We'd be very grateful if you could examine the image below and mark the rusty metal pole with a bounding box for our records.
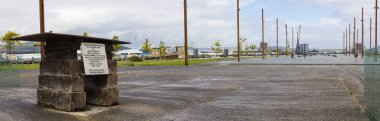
[285,24,288,56]
[362,7,365,59]
[277,18,279,58]
[39,0,45,59]
[184,0,189,66]
[237,0,241,62]
[262,8,265,60]
[349,24,351,56]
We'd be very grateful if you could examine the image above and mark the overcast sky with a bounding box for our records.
[0,0,377,49]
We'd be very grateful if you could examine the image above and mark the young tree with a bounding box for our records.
[112,35,121,53]
[142,39,152,53]
[83,32,89,37]
[249,44,256,57]
[1,31,21,55]
[158,41,167,60]
[211,40,223,58]
[243,43,249,56]
[278,49,283,55]
[287,45,292,55]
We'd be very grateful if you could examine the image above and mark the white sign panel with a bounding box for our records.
[81,42,109,75]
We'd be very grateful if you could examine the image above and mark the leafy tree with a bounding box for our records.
[142,39,152,53]
[211,40,223,58]
[83,32,89,37]
[1,31,22,54]
[249,44,256,57]
[158,41,167,60]
[32,43,40,47]
[112,35,121,53]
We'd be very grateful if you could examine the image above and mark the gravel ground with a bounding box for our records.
[0,62,369,121]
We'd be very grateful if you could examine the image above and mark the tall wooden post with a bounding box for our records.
[276,18,279,58]
[371,18,373,50]
[262,8,265,59]
[346,28,348,55]
[349,24,351,56]
[354,18,356,55]
[297,32,299,53]
[285,24,288,56]
[39,0,45,59]
[343,32,345,54]
[357,28,359,55]
[376,0,379,55]
[237,0,241,62]
[292,28,294,54]
[362,7,365,59]
[184,0,189,66]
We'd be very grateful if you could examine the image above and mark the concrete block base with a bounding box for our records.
[36,40,119,112]
[86,88,119,106]
[37,89,86,111]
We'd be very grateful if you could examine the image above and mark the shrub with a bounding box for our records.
[129,56,142,62]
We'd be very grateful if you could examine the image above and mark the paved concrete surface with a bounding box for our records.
[235,55,364,65]
[0,63,369,121]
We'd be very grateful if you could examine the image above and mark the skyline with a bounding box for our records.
[0,0,377,49]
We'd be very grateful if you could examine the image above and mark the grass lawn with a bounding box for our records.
[0,56,264,71]
[0,64,39,72]
[0,58,236,71]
